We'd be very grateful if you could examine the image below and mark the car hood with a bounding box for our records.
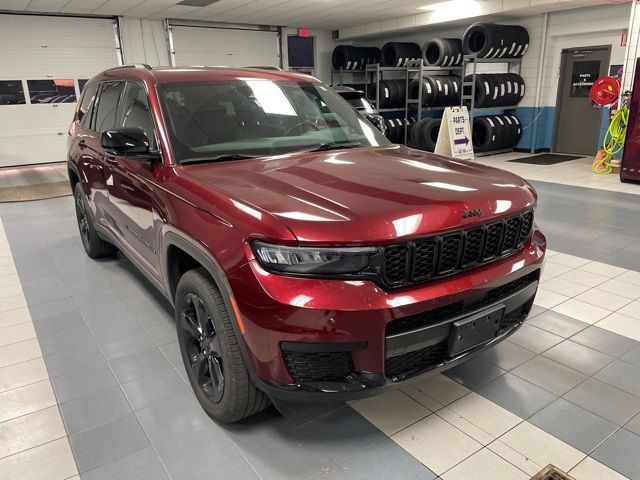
[183,145,537,243]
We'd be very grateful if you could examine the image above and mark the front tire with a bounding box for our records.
[73,183,117,258]
[175,268,270,423]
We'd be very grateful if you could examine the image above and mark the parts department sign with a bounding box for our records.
[435,106,474,160]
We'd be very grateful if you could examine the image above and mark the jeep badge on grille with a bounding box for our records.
[463,209,483,218]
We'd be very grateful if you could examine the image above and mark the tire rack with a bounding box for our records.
[403,59,464,145]
[330,67,365,87]
[364,63,407,113]
[462,54,522,157]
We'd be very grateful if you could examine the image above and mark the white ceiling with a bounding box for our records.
[0,0,631,30]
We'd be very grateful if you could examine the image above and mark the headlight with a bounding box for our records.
[252,241,377,275]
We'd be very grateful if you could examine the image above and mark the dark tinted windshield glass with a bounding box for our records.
[158,80,389,162]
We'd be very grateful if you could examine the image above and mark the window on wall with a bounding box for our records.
[78,79,89,93]
[0,80,25,105]
[287,35,315,68]
[27,79,76,104]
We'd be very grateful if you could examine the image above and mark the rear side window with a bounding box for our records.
[77,84,98,129]
[116,81,156,149]
[94,81,123,133]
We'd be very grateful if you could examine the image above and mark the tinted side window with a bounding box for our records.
[94,81,123,133]
[77,84,98,128]
[116,82,155,149]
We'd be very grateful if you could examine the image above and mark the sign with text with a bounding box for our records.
[435,106,474,160]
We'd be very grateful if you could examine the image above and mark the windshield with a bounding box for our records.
[158,80,390,163]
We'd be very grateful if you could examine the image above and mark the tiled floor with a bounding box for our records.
[1,157,640,479]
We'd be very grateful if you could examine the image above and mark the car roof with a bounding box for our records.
[88,65,317,86]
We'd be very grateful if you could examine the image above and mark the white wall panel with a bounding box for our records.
[171,25,279,67]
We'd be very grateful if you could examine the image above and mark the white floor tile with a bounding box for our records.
[540,262,574,281]
[547,253,591,269]
[616,270,640,287]
[552,299,612,324]
[0,308,31,329]
[575,289,633,312]
[442,448,528,480]
[0,323,36,348]
[569,456,628,480]
[497,422,585,473]
[617,300,640,321]
[0,357,49,393]
[0,283,22,299]
[578,262,628,279]
[0,437,78,480]
[596,312,640,342]
[0,339,42,369]
[598,279,640,300]
[350,389,430,435]
[0,295,27,315]
[487,439,542,477]
[445,392,522,440]
[0,380,57,423]
[407,373,470,407]
[392,413,482,475]
[0,406,66,459]
[541,278,590,297]
[558,270,609,288]
[534,289,569,309]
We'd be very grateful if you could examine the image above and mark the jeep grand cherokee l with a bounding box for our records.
[67,65,545,423]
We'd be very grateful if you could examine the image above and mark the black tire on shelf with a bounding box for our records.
[422,118,441,152]
[381,42,422,67]
[409,118,426,147]
[463,23,530,59]
[423,38,462,67]
[472,116,495,152]
[176,268,270,424]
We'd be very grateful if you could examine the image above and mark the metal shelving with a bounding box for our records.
[330,67,365,87]
[462,54,523,156]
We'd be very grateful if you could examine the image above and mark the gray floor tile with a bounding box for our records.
[70,414,150,472]
[478,340,536,371]
[564,378,640,426]
[144,322,176,347]
[287,406,387,464]
[99,329,156,361]
[511,355,587,396]
[571,326,639,357]
[528,305,547,318]
[529,398,618,454]
[507,324,563,354]
[60,385,132,434]
[121,367,191,411]
[21,275,72,305]
[37,323,97,356]
[338,438,437,480]
[626,412,640,436]
[476,372,557,419]
[224,406,299,450]
[153,422,243,480]
[44,343,105,378]
[592,428,640,479]
[27,297,78,321]
[81,447,170,480]
[595,360,640,397]
[444,357,505,389]
[109,348,171,384]
[51,359,118,403]
[542,340,615,376]
[132,305,174,329]
[136,393,211,443]
[527,310,589,338]
[621,346,640,367]
[32,310,86,336]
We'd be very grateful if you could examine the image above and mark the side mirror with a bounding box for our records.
[101,128,156,158]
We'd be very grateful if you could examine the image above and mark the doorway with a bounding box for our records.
[553,46,610,156]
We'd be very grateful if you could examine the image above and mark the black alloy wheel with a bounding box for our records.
[180,292,224,403]
[75,191,91,251]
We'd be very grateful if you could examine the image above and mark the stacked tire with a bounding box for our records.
[463,23,529,59]
[409,76,461,107]
[381,42,422,67]
[464,73,525,108]
[422,38,464,67]
[332,46,381,70]
[472,115,522,153]
[385,117,416,144]
[409,118,442,152]
[367,79,407,109]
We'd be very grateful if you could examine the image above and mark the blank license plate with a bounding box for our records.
[447,305,505,356]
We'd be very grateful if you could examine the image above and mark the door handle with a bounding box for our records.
[105,157,118,166]
[78,139,86,149]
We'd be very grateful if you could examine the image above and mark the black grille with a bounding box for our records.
[386,270,539,337]
[282,350,351,383]
[382,210,533,288]
[499,305,528,331]
[385,342,448,380]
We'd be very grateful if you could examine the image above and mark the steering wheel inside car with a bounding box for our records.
[284,121,321,136]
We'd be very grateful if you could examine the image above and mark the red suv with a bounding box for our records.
[68,65,545,423]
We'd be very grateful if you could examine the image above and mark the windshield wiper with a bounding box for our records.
[180,154,257,164]
[299,141,363,153]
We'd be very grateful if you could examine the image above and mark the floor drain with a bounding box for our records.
[530,464,575,480]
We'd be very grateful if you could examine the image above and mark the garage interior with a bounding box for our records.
[2,1,640,479]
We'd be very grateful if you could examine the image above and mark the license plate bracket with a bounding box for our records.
[447,305,505,357]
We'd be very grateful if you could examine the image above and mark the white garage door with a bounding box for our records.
[0,14,120,167]
[171,25,280,68]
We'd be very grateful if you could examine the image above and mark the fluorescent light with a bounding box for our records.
[419,0,478,12]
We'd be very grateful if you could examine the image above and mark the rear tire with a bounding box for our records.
[176,268,270,423]
[73,183,117,258]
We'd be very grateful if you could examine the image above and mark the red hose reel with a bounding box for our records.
[590,76,620,107]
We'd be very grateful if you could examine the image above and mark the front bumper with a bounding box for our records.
[227,228,545,402]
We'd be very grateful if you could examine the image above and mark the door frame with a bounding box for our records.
[551,44,611,153]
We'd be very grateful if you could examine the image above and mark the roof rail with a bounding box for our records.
[108,64,153,71]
